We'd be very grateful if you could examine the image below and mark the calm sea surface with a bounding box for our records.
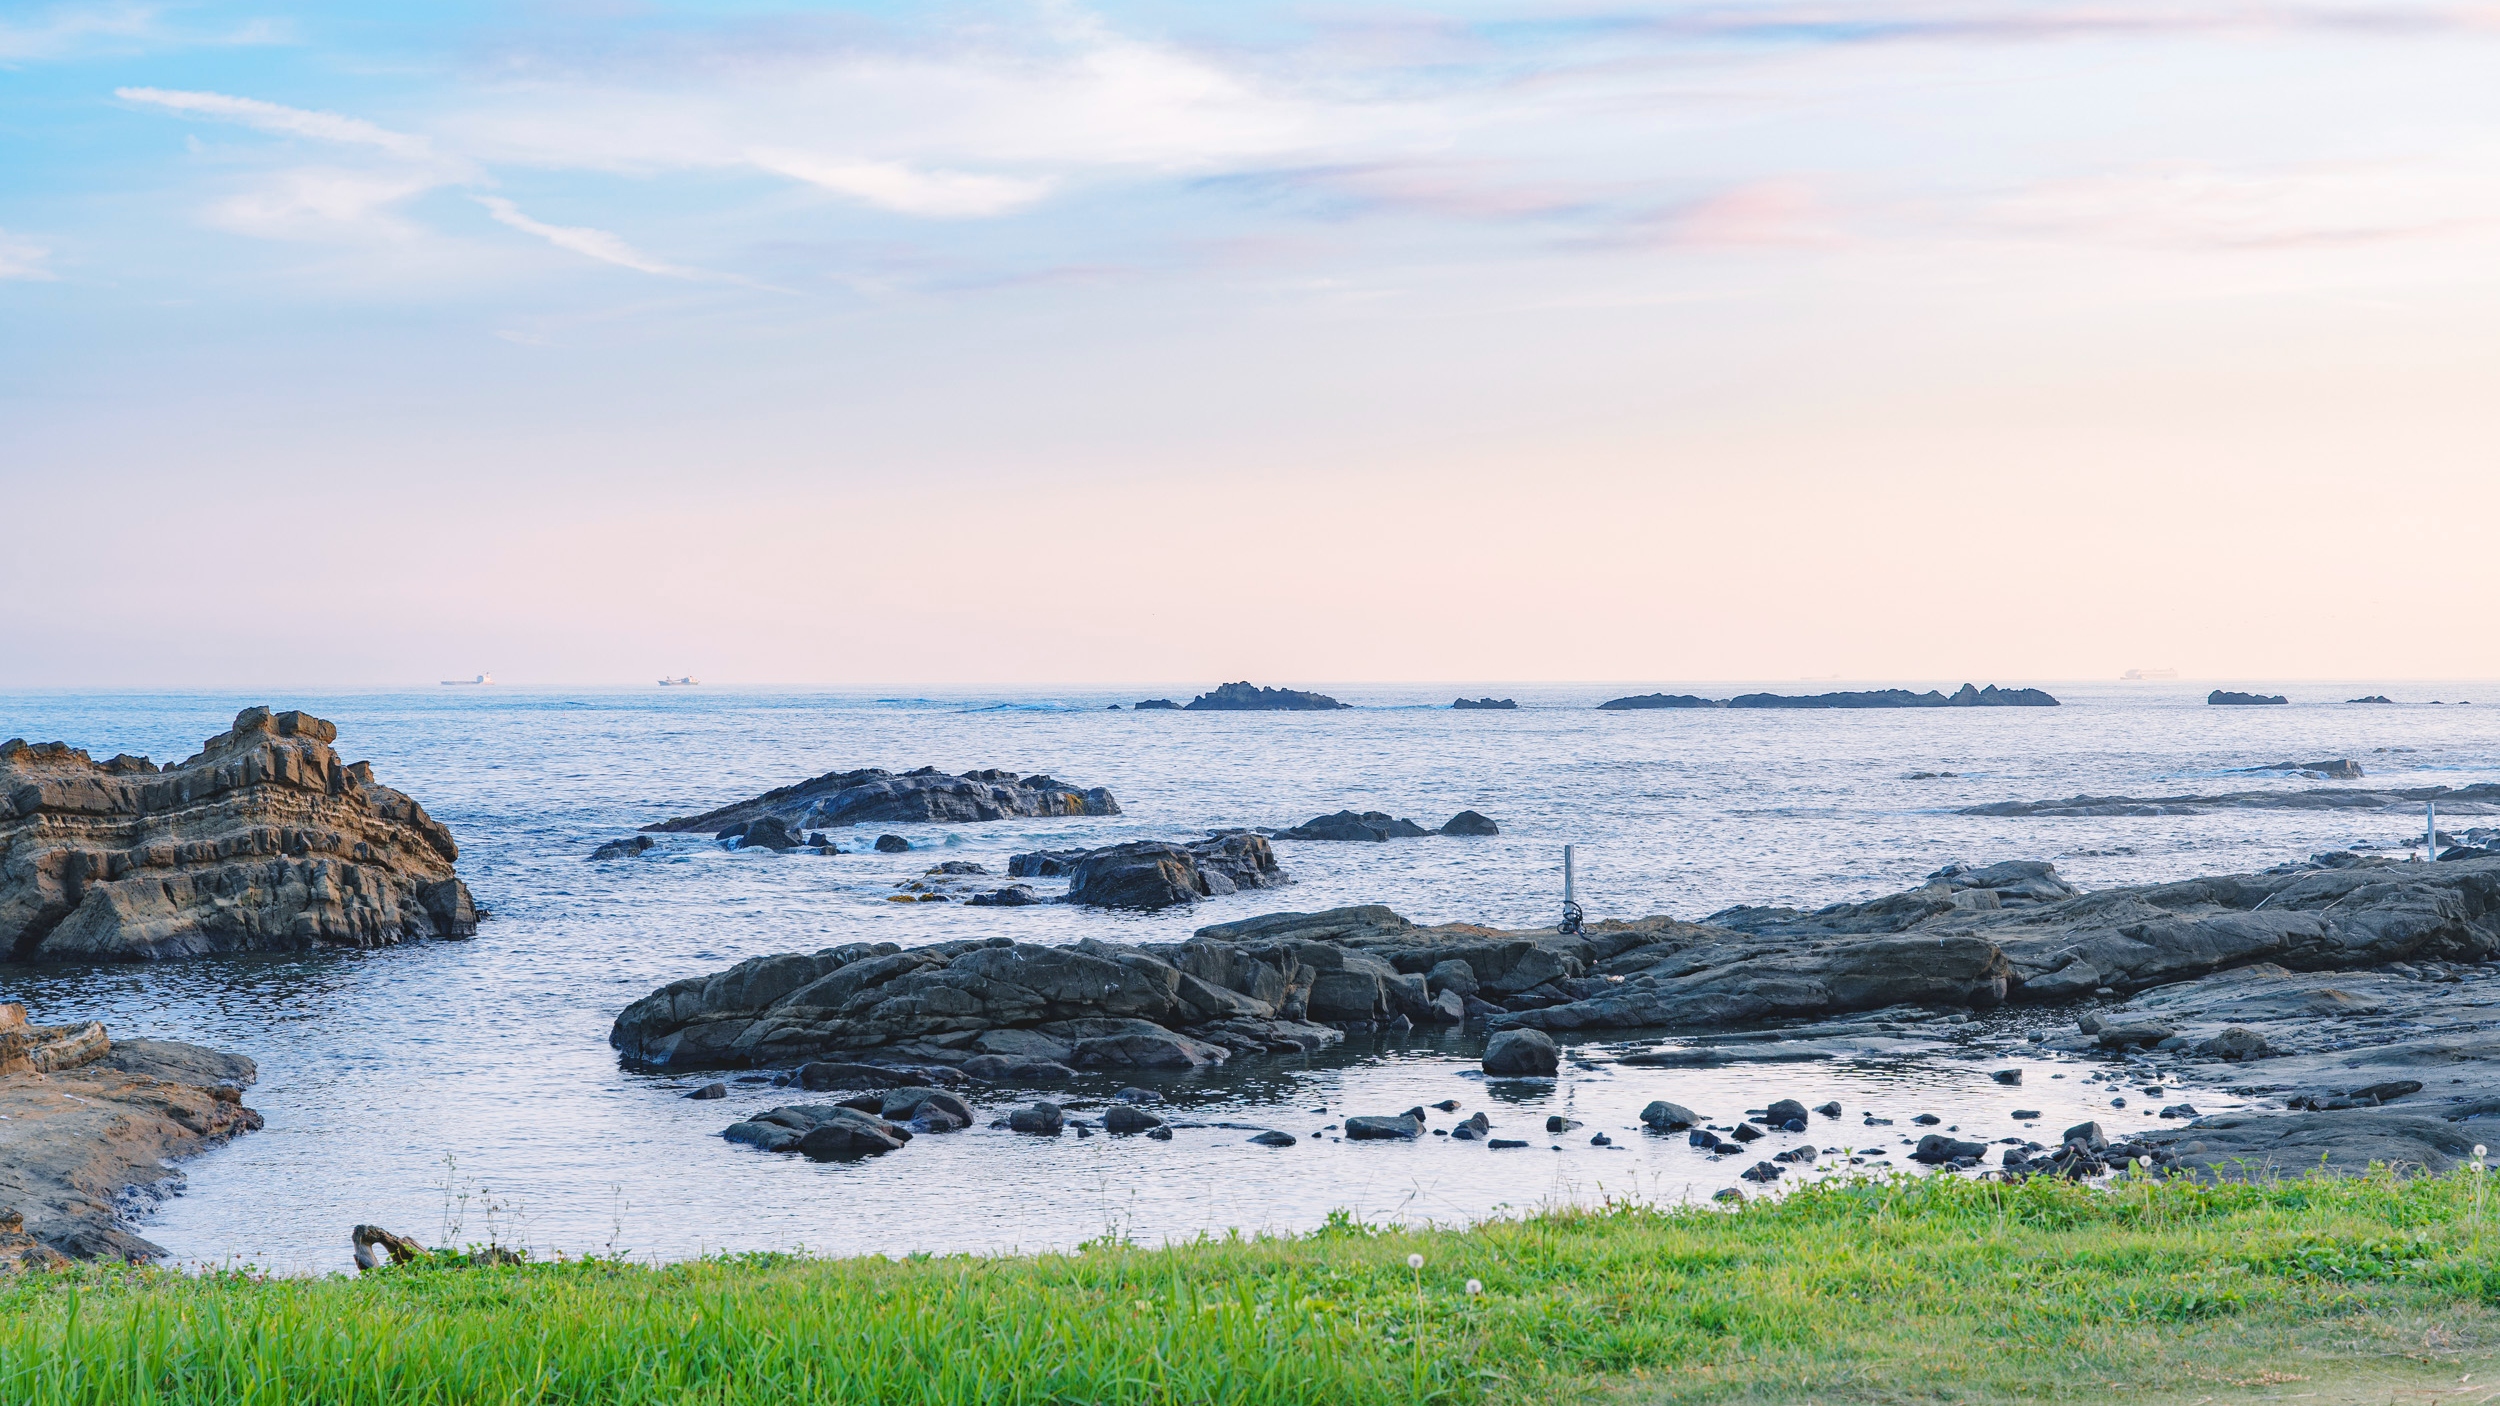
[2,681,2493,1272]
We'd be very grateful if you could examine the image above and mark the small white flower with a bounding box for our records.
[1407,1253,1425,1270]
[1466,1278,1484,1296]
[2137,1155,2150,1169]
[2478,1144,2489,1160]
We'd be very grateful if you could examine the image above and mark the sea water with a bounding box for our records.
[1,681,2493,1272]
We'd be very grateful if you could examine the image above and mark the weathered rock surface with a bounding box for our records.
[1182,682,1349,711]
[2209,690,2289,706]
[0,1005,262,1265]
[589,835,657,861]
[1452,698,1517,710]
[2,707,478,961]
[1962,782,2500,818]
[646,767,1118,836]
[1440,811,1500,837]
[1597,685,2057,711]
[1483,1028,1557,1076]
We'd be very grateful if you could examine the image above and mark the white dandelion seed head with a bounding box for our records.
[1466,1279,1484,1295]
[1407,1253,1425,1270]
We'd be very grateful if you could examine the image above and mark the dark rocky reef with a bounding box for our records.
[2349,696,2395,705]
[1132,699,1180,710]
[1962,782,2500,819]
[2232,758,2364,780]
[0,1004,262,1266]
[1599,684,2057,710]
[1452,698,1517,710]
[1277,811,1431,842]
[1182,682,1350,711]
[2209,690,2289,706]
[1,707,477,961]
[645,767,1118,836]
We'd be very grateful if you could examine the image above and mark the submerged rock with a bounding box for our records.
[589,835,657,861]
[0,708,478,961]
[646,766,1119,836]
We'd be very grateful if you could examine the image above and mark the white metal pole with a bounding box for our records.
[2429,799,2438,859]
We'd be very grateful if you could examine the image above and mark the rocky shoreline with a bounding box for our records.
[1599,684,2057,710]
[613,850,2500,1183]
[0,1004,262,1267]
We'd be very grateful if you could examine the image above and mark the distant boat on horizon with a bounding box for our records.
[441,673,494,686]
[2122,668,2179,680]
[658,675,699,686]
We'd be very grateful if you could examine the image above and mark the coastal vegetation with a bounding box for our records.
[3,1167,2496,1404]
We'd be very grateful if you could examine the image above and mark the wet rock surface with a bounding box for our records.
[1,707,478,961]
[646,767,1119,836]
[0,1005,263,1264]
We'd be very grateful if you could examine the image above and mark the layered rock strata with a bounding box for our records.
[0,1005,262,1266]
[647,767,1118,835]
[1,707,477,961]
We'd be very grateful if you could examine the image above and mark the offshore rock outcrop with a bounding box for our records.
[1962,782,2500,819]
[1599,684,2057,710]
[1452,698,1517,710]
[1,707,477,961]
[0,1004,262,1266]
[1004,835,1286,910]
[1182,682,1350,711]
[2209,690,2289,706]
[646,767,1118,835]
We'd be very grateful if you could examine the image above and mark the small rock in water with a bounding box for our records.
[1103,1104,1165,1134]
[1731,1123,1764,1142]
[1432,1099,1461,1112]
[1991,1069,2022,1085]
[874,834,911,854]
[1713,1188,1745,1204]
[1114,1087,1164,1105]
[1345,1114,1423,1140]
[1813,1102,1841,1118]
[2012,1109,2041,1120]
[1545,1115,1581,1133]
[1008,1102,1064,1135]
[1640,1100,1700,1130]
[1762,1099,1809,1126]
[2159,1104,2201,1120]
[1912,1114,1941,1126]
[1249,1130,1296,1147]
[684,1082,728,1100]
[1482,1029,1559,1077]
[1147,1126,1173,1141]
[1741,1161,1783,1183]
[1590,1133,1611,1146]
[1488,1138,1529,1149]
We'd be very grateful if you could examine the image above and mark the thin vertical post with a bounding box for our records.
[1564,845,1576,905]
[2430,799,2438,859]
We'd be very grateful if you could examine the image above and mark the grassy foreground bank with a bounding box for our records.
[4,1170,2499,1405]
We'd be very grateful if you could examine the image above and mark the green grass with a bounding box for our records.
[5,1167,2500,1404]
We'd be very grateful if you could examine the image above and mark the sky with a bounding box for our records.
[4,0,2499,688]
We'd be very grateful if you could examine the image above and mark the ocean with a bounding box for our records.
[3,680,2492,1272]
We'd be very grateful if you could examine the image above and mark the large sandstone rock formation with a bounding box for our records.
[1,707,477,961]
[645,767,1118,835]
[0,1004,263,1265]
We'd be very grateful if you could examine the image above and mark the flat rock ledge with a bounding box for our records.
[0,1003,262,1267]
[610,904,1657,1072]
[2,706,478,961]
[646,767,1119,836]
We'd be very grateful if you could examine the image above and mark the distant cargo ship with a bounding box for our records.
[441,673,494,686]
[2121,668,2179,680]
[658,676,699,686]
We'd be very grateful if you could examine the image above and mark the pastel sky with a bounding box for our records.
[6,1,2499,687]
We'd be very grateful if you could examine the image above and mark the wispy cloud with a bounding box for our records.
[472,196,695,276]
[2,5,291,62]
[115,87,455,171]
[1994,161,2498,251]
[0,230,56,280]
[744,150,1051,218]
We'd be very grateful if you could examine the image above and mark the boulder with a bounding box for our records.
[874,835,911,854]
[1008,1102,1064,1134]
[1007,849,1089,878]
[1440,811,1501,837]
[589,836,656,861]
[967,886,1042,907]
[685,1082,728,1100]
[1249,1130,1297,1146]
[1344,1114,1422,1140]
[1640,1100,1700,1130]
[1483,1028,1559,1077]
[0,709,477,961]
[739,817,798,851]
[646,767,1119,834]
[1103,1103,1165,1134]
[1060,835,1285,910]
[2197,1026,2278,1061]
[1911,1134,1989,1164]
[1762,1099,1809,1127]
[1425,959,1480,997]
